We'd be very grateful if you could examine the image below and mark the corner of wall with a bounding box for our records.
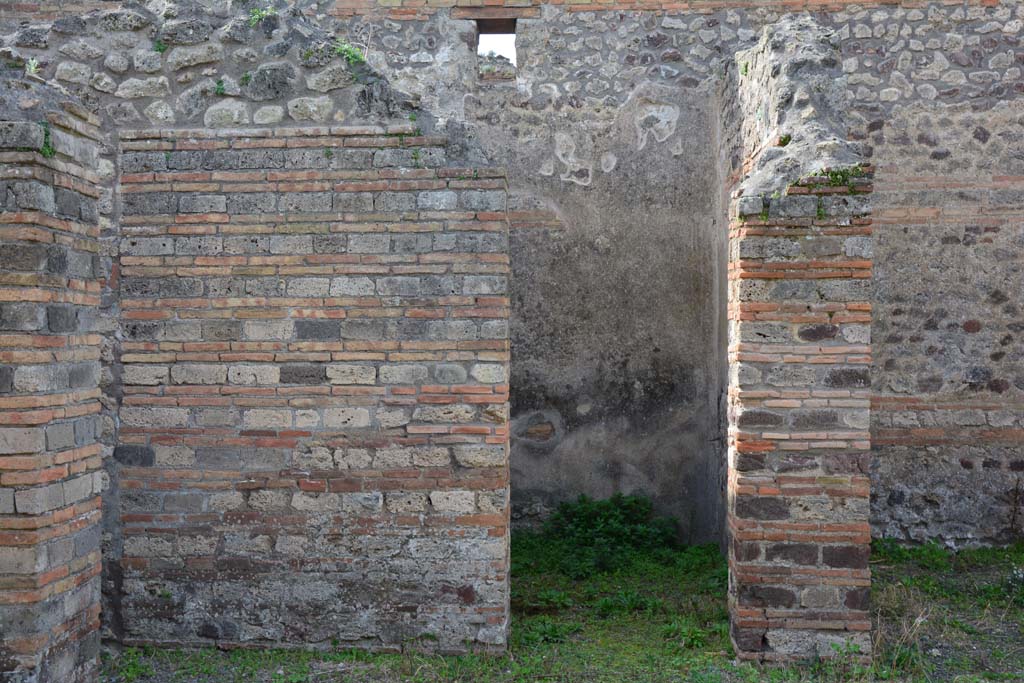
[0,77,107,683]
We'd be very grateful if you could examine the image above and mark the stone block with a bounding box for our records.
[463,276,506,295]
[286,278,331,297]
[279,363,326,384]
[326,364,376,385]
[0,303,45,331]
[0,545,46,574]
[453,444,505,468]
[204,100,250,128]
[45,422,76,451]
[330,277,375,296]
[15,482,64,515]
[116,77,171,98]
[287,96,333,122]
[63,474,94,505]
[290,491,342,512]
[280,192,332,213]
[348,234,391,254]
[0,122,44,149]
[170,364,227,385]
[179,194,227,213]
[470,364,507,383]
[323,408,371,428]
[0,427,45,455]
[434,364,468,383]
[376,408,410,429]
[295,320,340,341]
[123,365,169,386]
[228,365,280,385]
[379,365,428,385]
[113,445,155,467]
[244,319,293,340]
[429,490,476,514]
[243,409,292,429]
[55,61,91,85]
[120,407,190,428]
[333,191,375,212]
[342,492,383,513]
[385,492,427,513]
[412,404,476,423]
[166,43,223,71]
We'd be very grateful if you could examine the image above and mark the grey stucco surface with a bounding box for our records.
[495,93,727,541]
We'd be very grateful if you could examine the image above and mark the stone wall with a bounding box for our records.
[869,100,1024,545]
[352,6,734,540]
[341,0,1024,545]
[835,2,1024,547]
[0,80,104,683]
[108,125,510,651]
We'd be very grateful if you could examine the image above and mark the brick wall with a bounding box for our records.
[0,87,104,682]
[108,125,511,651]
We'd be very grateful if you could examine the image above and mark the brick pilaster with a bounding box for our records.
[0,94,105,682]
[727,170,874,661]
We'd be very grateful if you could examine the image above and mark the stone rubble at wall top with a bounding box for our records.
[0,1,1019,134]
[0,0,419,131]
[734,15,864,203]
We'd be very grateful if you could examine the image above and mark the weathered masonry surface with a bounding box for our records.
[0,0,1021,678]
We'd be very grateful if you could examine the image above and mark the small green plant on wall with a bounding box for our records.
[249,5,277,27]
[335,39,365,66]
[39,122,55,159]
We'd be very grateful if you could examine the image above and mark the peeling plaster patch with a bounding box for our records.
[554,132,592,186]
[539,158,555,176]
[600,152,617,173]
[635,99,679,150]
[539,83,559,99]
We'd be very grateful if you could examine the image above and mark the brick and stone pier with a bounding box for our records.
[723,19,874,661]
[0,90,105,682]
